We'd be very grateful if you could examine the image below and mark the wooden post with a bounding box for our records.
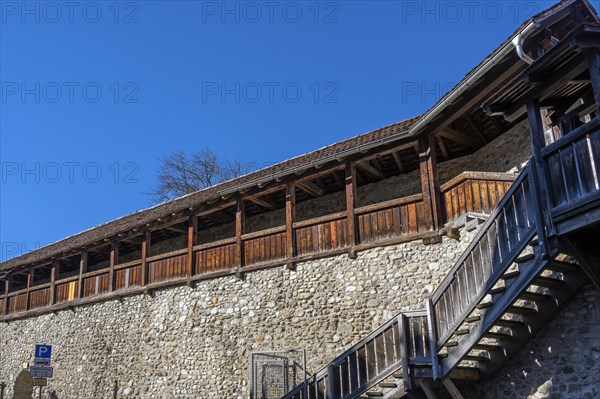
[589,51,600,115]
[26,269,32,310]
[419,135,442,231]
[78,250,88,299]
[187,215,197,278]
[527,100,555,254]
[345,162,358,258]
[3,277,11,315]
[109,240,119,292]
[141,231,150,286]
[235,198,245,277]
[285,182,296,269]
[49,259,58,306]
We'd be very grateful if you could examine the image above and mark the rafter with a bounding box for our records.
[356,161,384,180]
[436,136,449,160]
[297,180,325,197]
[464,115,488,144]
[437,128,479,149]
[391,151,405,173]
[248,196,277,210]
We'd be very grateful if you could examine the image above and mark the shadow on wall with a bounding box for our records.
[47,390,58,399]
[12,370,33,399]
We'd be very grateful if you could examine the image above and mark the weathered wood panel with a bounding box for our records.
[296,217,349,256]
[148,254,188,284]
[244,231,287,265]
[357,198,426,244]
[55,281,78,304]
[7,293,28,313]
[29,288,50,310]
[195,243,237,274]
[82,273,110,297]
[441,172,516,221]
[115,265,143,290]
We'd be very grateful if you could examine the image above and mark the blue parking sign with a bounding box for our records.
[35,344,52,359]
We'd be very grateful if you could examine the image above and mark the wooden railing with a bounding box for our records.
[282,311,432,399]
[542,116,600,216]
[440,172,516,221]
[0,172,519,319]
[431,165,537,347]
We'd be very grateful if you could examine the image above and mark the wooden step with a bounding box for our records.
[515,253,535,264]
[476,301,493,310]
[490,287,506,295]
[473,343,502,351]
[506,305,537,315]
[532,275,564,288]
[464,354,490,362]
[379,382,397,389]
[494,318,525,328]
[456,328,469,336]
[502,271,520,280]
[485,331,513,340]
[465,316,481,323]
[444,340,459,347]
[366,391,384,397]
[519,291,552,302]
[546,261,579,273]
[529,239,539,247]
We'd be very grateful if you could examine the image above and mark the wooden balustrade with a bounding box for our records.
[0,170,519,319]
[542,116,600,215]
[432,166,536,346]
[440,172,516,221]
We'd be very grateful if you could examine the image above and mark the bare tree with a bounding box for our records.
[149,148,254,203]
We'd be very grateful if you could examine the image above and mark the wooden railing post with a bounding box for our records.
[527,100,555,255]
[3,277,11,315]
[345,162,358,258]
[187,215,197,278]
[141,231,150,286]
[285,182,296,269]
[78,250,88,298]
[397,314,411,390]
[109,239,119,292]
[426,299,440,380]
[589,50,600,115]
[26,269,32,310]
[49,259,58,306]
[419,135,442,231]
[235,198,245,277]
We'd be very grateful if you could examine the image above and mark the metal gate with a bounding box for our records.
[249,350,307,399]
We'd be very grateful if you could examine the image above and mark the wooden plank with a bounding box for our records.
[357,346,368,387]
[141,231,150,286]
[408,203,417,234]
[345,162,357,255]
[235,199,245,272]
[187,215,197,277]
[286,182,296,264]
[77,250,88,299]
[49,260,58,306]
[109,240,118,292]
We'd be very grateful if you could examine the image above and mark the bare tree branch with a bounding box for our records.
[149,148,255,203]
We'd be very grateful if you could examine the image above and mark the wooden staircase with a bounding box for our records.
[275,147,599,398]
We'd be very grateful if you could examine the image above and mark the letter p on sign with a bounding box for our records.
[35,344,52,359]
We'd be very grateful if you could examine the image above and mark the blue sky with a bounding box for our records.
[0,0,567,261]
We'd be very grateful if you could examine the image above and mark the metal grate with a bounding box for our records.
[249,350,307,399]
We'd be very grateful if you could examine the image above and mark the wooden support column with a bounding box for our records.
[285,182,296,269]
[78,250,88,299]
[589,50,600,115]
[141,231,150,286]
[345,162,358,258]
[109,239,119,292]
[26,269,33,310]
[49,259,59,306]
[187,215,197,278]
[419,135,443,232]
[3,277,12,315]
[527,100,555,255]
[235,198,245,278]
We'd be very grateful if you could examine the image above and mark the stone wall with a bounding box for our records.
[0,228,476,399]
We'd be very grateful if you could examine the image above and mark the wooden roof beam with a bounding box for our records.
[297,180,324,197]
[248,195,277,210]
[437,128,479,149]
[391,151,405,173]
[356,161,385,180]
[436,136,449,161]
[464,115,489,144]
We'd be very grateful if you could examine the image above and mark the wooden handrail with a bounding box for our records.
[354,194,423,215]
[193,237,236,252]
[293,211,347,229]
[114,259,142,271]
[439,171,517,192]
[541,115,600,156]
[241,225,286,241]
[146,248,187,263]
